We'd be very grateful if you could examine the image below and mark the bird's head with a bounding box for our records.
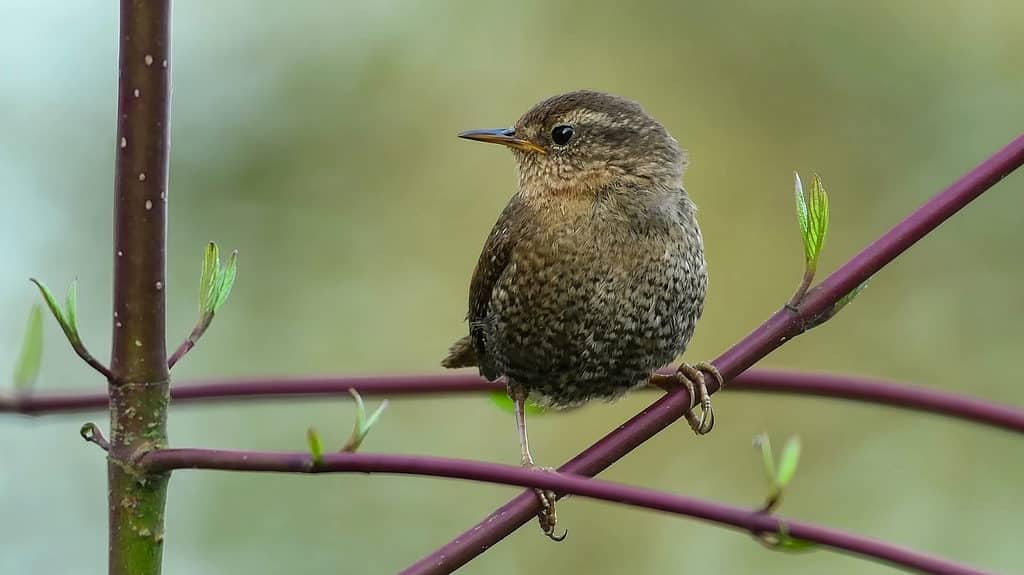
[459,90,686,196]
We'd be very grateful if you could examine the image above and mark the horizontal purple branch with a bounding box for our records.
[0,373,493,414]
[405,133,1024,573]
[137,448,992,575]
[3,369,1021,434]
[733,370,1024,433]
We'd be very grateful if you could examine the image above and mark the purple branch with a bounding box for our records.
[108,2,173,572]
[402,133,1024,574]
[137,448,992,575]
[731,370,1024,433]
[3,370,1021,433]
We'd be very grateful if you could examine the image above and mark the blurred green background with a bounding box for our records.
[2,1,1023,574]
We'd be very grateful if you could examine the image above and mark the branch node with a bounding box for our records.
[127,442,170,477]
[80,422,110,451]
[751,519,818,553]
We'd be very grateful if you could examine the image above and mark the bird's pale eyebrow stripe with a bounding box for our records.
[571,110,634,130]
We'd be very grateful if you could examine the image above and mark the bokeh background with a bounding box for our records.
[2,2,1023,574]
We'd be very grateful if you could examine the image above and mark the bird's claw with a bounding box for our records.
[678,361,724,435]
[651,362,724,435]
[526,465,568,542]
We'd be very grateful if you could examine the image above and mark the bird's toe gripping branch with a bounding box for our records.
[525,465,567,542]
[651,361,724,435]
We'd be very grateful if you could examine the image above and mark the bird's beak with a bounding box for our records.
[458,128,547,154]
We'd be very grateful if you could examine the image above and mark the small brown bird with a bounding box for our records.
[443,90,721,538]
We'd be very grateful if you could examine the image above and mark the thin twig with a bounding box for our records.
[2,370,1021,434]
[137,448,992,575]
[786,267,816,310]
[167,314,212,369]
[403,133,1024,574]
[75,346,115,382]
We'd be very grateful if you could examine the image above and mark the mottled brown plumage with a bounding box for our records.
[443,90,714,539]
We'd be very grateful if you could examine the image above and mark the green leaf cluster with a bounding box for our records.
[199,242,238,315]
[30,278,82,349]
[306,389,389,462]
[754,433,802,496]
[344,389,388,452]
[752,433,817,551]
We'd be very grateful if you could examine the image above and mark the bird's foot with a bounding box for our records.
[523,463,567,542]
[651,361,724,435]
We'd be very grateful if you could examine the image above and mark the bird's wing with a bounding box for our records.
[464,200,524,380]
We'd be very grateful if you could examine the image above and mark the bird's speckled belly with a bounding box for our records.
[486,220,706,408]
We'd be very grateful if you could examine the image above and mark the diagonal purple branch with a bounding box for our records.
[138,448,993,575]
[2,369,1022,433]
[402,133,1024,574]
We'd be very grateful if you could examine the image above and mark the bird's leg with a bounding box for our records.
[511,383,538,468]
[650,362,725,435]
[509,382,567,542]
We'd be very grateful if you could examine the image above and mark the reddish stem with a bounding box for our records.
[137,448,992,575]
[108,2,172,574]
[3,370,1021,434]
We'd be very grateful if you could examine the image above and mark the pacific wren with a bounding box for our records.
[443,90,721,538]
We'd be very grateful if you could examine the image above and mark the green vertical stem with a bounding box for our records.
[108,1,172,574]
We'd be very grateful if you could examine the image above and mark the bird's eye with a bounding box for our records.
[551,125,574,146]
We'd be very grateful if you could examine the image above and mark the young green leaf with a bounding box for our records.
[30,278,81,346]
[306,427,324,466]
[362,399,388,436]
[775,435,802,489]
[64,279,79,334]
[755,434,805,512]
[211,249,238,312]
[197,242,237,314]
[12,304,43,392]
[793,173,810,248]
[489,390,546,415]
[199,242,220,314]
[351,388,367,431]
[30,278,66,327]
[343,389,388,452]
[753,433,776,485]
[794,172,830,272]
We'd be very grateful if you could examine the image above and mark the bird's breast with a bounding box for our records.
[484,203,707,407]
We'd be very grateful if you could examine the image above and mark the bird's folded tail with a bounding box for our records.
[441,335,478,368]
